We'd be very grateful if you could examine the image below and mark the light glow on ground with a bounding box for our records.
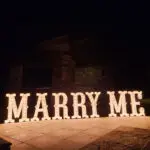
[0,117,150,149]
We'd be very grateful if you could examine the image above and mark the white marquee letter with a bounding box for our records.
[107,91,129,117]
[31,93,50,121]
[85,92,101,118]
[5,93,30,123]
[52,93,70,120]
[71,92,89,119]
[128,91,145,116]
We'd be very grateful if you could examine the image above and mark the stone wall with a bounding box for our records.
[74,66,114,90]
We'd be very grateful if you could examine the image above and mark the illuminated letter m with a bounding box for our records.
[107,91,129,117]
[5,93,30,123]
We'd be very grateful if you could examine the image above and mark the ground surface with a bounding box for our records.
[0,117,150,150]
[81,126,150,150]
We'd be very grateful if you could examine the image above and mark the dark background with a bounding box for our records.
[0,1,150,123]
[0,1,150,92]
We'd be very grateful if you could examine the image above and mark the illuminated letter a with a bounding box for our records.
[31,93,50,121]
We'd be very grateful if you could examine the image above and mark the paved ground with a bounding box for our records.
[0,117,150,150]
[81,126,150,149]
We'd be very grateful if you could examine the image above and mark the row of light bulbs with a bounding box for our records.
[4,91,145,123]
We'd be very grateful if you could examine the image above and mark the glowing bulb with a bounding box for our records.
[85,92,101,118]
[52,92,70,120]
[139,107,145,116]
[107,91,129,117]
[71,92,89,119]
[31,93,50,121]
[5,93,30,123]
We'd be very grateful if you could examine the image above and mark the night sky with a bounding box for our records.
[0,2,150,92]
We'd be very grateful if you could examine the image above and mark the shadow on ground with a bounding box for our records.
[80,126,150,150]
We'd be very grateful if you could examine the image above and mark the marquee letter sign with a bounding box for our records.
[107,91,129,117]
[5,93,30,123]
[31,93,50,121]
[71,92,89,119]
[128,91,145,116]
[85,92,101,118]
[4,91,146,123]
[52,93,70,120]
